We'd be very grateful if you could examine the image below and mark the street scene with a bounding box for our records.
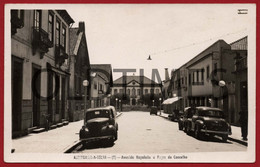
[6,4,255,163]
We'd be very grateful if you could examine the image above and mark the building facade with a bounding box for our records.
[166,37,248,125]
[90,64,113,108]
[112,75,162,106]
[11,10,74,137]
[68,22,91,121]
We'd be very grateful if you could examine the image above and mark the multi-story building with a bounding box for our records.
[89,64,113,108]
[68,22,91,121]
[11,10,74,137]
[230,36,248,125]
[166,37,248,125]
[112,75,162,106]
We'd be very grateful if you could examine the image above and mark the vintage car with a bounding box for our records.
[187,106,232,142]
[79,106,118,146]
[150,106,158,115]
[169,109,182,122]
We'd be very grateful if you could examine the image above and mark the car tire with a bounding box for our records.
[222,135,228,142]
[186,125,191,135]
[82,141,87,148]
[195,125,202,140]
[115,131,118,141]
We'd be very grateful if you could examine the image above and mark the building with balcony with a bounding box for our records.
[68,22,91,121]
[11,10,74,137]
[111,75,162,106]
[89,64,113,108]
[166,36,248,125]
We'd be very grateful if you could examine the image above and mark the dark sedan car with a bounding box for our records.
[187,106,232,142]
[150,106,158,115]
[79,106,118,147]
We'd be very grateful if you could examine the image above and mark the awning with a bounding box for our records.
[162,97,182,105]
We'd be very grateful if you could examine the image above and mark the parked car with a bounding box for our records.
[181,107,196,133]
[79,106,118,147]
[150,106,158,115]
[168,109,181,121]
[186,106,232,142]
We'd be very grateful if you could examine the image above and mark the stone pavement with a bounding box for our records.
[12,112,123,153]
[159,111,248,146]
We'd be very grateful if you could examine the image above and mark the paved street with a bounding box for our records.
[72,111,247,153]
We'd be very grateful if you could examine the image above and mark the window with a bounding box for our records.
[145,89,148,94]
[127,89,130,95]
[99,84,103,91]
[119,89,123,93]
[17,10,24,20]
[156,89,159,94]
[114,89,118,95]
[192,72,195,83]
[206,66,210,78]
[150,89,154,94]
[61,25,66,50]
[201,68,204,81]
[196,70,199,82]
[94,82,97,90]
[34,10,41,28]
[137,89,140,96]
[132,89,136,96]
[48,12,54,42]
[189,74,191,85]
[56,19,60,45]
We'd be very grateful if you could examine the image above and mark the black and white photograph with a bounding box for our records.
[4,3,256,163]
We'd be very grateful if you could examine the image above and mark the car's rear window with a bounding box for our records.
[199,110,224,118]
[86,110,110,120]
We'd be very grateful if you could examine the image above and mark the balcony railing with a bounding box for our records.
[55,45,68,66]
[32,27,53,58]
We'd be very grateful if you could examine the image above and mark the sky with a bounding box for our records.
[65,4,254,82]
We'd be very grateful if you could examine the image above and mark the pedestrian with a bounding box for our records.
[239,110,248,141]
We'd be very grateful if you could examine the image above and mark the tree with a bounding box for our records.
[110,93,130,108]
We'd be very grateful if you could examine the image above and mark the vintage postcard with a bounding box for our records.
[4,3,256,163]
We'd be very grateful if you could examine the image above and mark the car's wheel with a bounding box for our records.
[195,125,202,140]
[178,124,183,130]
[186,125,191,135]
[115,131,118,141]
[82,141,87,148]
[222,135,228,142]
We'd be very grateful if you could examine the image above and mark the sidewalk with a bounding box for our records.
[159,112,248,146]
[12,112,123,153]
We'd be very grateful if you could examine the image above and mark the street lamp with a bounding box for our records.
[115,98,118,110]
[152,100,155,106]
[119,100,121,111]
[83,80,89,125]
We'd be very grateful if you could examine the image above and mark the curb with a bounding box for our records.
[227,137,248,146]
[159,114,248,146]
[64,140,82,153]
[116,112,123,118]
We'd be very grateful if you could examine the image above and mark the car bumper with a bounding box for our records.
[80,135,114,142]
[201,129,232,135]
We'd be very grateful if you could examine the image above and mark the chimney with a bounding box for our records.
[165,68,170,81]
[77,22,85,34]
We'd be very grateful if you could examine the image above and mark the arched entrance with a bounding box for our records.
[132,98,136,105]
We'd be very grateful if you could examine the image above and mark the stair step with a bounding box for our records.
[50,124,57,129]
[63,121,69,126]
[57,123,63,127]
[28,126,37,133]
[32,128,45,133]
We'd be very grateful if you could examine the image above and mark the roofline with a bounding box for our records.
[229,36,248,45]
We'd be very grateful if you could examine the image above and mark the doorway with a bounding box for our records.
[61,77,66,119]
[32,64,41,127]
[12,56,23,135]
